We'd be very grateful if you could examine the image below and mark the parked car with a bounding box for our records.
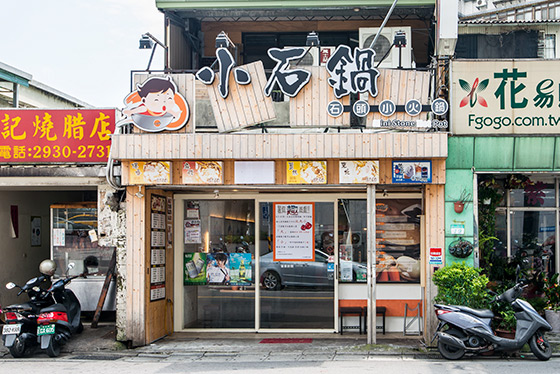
[259,249,366,290]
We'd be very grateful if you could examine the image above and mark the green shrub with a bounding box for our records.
[433,262,491,309]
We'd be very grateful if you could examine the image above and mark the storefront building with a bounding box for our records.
[447,59,560,282]
[109,0,452,346]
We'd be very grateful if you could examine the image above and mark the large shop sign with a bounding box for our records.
[452,60,560,135]
[123,43,447,133]
[0,109,115,162]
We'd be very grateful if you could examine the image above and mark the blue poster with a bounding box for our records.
[392,161,432,183]
[229,253,253,286]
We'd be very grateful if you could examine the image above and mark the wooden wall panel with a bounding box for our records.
[112,133,448,161]
[289,66,350,127]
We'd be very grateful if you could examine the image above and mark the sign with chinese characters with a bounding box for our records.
[339,160,379,184]
[182,161,223,184]
[129,161,171,185]
[150,194,167,302]
[286,161,327,184]
[392,161,432,184]
[273,203,315,261]
[0,109,115,162]
[452,60,560,135]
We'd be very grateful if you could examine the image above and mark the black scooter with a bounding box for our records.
[2,275,52,357]
[433,277,552,361]
[36,263,83,357]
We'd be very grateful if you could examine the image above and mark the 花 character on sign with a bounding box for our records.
[494,68,527,109]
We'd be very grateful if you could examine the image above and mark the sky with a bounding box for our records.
[4,0,165,108]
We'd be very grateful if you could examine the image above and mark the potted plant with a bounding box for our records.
[433,262,491,309]
[543,273,560,332]
[494,309,516,338]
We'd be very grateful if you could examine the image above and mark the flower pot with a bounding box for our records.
[495,329,516,339]
[454,201,465,214]
[545,310,560,333]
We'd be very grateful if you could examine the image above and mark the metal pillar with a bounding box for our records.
[367,185,376,344]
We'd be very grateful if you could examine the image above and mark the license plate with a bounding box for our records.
[37,324,55,336]
[2,324,21,335]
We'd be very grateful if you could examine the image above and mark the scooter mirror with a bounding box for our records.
[6,282,16,290]
[67,262,75,271]
[515,264,521,283]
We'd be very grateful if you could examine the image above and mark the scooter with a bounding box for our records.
[36,263,84,357]
[2,275,51,357]
[433,276,553,361]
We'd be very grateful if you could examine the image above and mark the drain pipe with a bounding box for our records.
[368,0,400,50]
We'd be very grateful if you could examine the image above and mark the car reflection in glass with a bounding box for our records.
[259,249,366,290]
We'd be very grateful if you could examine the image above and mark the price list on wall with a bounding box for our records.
[150,194,167,302]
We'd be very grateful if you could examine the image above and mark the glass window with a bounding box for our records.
[182,200,255,328]
[259,202,334,329]
[338,199,367,283]
[376,199,422,283]
[52,206,114,278]
[511,211,556,278]
[545,34,556,59]
[508,176,555,207]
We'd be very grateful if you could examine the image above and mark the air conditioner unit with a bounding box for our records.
[359,27,413,68]
[287,46,336,66]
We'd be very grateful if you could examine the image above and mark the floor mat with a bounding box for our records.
[259,338,313,344]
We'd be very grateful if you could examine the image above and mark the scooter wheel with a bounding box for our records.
[46,338,61,358]
[8,336,27,358]
[529,331,552,361]
[437,329,465,360]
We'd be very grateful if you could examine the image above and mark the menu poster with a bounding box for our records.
[129,161,171,185]
[150,194,167,302]
[184,252,207,285]
[184,219,202,244]
[273,203,315,261]
[53,228,65,246]
[182,161,223,184]
[392,161,432,184]
[286,161,327,184]
[339,160,379,184]
[376,199,422,284]
[229,253,252,286]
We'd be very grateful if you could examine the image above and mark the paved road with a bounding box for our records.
[1,355,558,374]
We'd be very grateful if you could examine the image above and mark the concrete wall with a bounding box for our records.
[0,190,86,308]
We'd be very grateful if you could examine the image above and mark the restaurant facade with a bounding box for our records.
[110,0,451,346]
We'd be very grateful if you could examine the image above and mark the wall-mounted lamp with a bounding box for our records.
[138,32,169,72]
[135,186,144,199]
[213,189,220,199]
[306,31,320,47]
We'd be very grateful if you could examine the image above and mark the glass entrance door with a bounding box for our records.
[258,201,335,329]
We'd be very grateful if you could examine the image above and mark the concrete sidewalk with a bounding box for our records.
[2,322,560,361]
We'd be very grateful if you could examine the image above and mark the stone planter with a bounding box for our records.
[545,310,560,333]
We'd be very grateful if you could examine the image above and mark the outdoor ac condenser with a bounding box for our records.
[359,27,413,68]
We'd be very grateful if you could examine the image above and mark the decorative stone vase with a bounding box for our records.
[545,310,560,333]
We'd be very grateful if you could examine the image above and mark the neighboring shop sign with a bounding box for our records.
[273,202,315,261]
[286,161,327,184]
[429,247,443,265]
[0,109,115,162]
[392,161,432,183]
[182,161,223,184]
[452,60,560,135]
[150,194,167,301]
[234,161,275,184]
[122,76,190,133]
[376,199,422,283]
[339,160,379,184]
[129,161,171,185]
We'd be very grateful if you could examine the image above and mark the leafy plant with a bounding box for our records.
[543,273,560,311]
[433,262,491,309]
[496,309,516,331]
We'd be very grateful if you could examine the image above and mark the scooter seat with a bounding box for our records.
[454,306,494,319]
[5,303,41,313]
